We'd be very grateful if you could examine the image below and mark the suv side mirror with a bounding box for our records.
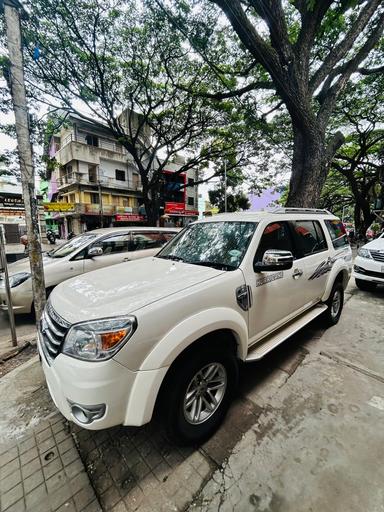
[254,249,294,272]
[87,246,103,258]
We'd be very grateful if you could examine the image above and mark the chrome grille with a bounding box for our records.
[370,250,384,262]
[40,302,70,364]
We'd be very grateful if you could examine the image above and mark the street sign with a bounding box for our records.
[43,202,75,212]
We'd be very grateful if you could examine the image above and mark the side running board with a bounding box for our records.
[245,305,327,362]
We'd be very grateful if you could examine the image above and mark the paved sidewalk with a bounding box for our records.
[191,286,384,511]
[0,414,100,512]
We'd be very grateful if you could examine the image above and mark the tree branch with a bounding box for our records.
[309,0,383,93]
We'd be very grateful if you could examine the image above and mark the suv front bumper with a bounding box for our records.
[37,334,168,430]
[353,256,384,285]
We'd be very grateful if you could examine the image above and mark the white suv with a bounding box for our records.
[0,227,178,314]
[38,209,352,444]
[353,233,384,290]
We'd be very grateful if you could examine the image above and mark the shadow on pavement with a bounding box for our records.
[71,315,328,511]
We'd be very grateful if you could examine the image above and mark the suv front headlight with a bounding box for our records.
[357,248,372,259]
[63,316,137,361]
[9,272,31,288]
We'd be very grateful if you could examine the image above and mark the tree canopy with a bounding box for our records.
[156,0,384,206]
[12,0,262,224]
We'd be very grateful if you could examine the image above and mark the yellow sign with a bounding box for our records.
[43,202,75,212]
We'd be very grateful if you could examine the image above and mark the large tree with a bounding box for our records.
[157,0,384,207]
[320,73,384,235]
[18,0,258,225]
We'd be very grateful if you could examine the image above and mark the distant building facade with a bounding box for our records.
[45,113,198,235]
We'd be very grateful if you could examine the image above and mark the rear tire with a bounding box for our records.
[323,282,344,327]
[355,279,377,292]
[163,344,238,445]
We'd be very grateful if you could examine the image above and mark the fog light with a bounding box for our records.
[68,401,106,424]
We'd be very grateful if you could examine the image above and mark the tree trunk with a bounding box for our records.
[354,198,374,239]
[286,127,328,208]
[4,3,46,321]
[142,187,159,227]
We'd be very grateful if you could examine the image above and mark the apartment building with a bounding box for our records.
[45,113,199,235]
[46,114,143,236]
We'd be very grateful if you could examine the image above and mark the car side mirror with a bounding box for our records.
[254,249,294,273]
[87,246,103,258]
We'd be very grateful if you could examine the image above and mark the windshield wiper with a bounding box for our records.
[188,261,236,271]
[158,254,185,262]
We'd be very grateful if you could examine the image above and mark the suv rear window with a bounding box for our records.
[325,220,349,248]
[292,220,327,257]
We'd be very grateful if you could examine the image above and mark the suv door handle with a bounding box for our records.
[292,268,303,279]
[123,257,130,262]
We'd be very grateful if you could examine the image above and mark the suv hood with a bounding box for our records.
[363,237,384,251]
[50,257,225,324]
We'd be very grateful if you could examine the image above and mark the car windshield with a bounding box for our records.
[157,221,257,270]
[47,234,97,258]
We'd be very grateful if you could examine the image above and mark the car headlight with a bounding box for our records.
[62,316,137,361]
[9,272,31,288]
[357,248,372,259]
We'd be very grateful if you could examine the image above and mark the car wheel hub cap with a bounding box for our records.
[183,363,227,425]
[331,290,341,317]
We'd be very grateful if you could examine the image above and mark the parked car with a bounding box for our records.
[38,208,352,444]
[0,227,178,314]
[353,232,384,291]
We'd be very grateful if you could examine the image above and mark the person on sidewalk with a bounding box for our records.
[20,234,28,255]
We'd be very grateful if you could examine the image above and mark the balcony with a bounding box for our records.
[73,204,139,216]
[55,134,130,166]
[57,173,142,192]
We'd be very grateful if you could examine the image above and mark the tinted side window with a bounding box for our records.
[255,222,294,262]
[325,220,349,248]
[93,234,130,255]
[292,220,328,257]
[130,232,163,251]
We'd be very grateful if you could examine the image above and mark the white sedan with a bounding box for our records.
[353,233,384,291]
[0,227,178,314]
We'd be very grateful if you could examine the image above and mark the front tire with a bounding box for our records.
[323,281,344,327]
[163,344,238,445]
[355,279,377,292]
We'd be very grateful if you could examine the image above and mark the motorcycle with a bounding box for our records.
[46,229,58,245]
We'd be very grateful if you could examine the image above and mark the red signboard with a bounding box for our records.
[165,202,185,213]
[115,214,146,222]
[164,202,198,216]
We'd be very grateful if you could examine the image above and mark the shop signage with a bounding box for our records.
[115,214,146,222]
[0,194,24,209]
[44,202,75,212]
[164,202,198,216]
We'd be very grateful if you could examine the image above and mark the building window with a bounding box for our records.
[85,134,98,147]
[115,169,126,181]
[188,178,195,187]
[90,193,99,204]
[88,165,97,183]
[188,197,195,206]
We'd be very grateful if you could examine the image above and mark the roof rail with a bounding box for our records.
[271,207,332,215]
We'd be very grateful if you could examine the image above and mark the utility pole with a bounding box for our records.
[224,159,227,213]
[97,167,103,228]
[3,0,46,321]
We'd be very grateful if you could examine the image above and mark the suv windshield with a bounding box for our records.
[47,234,97,258]
[157,221,257,270]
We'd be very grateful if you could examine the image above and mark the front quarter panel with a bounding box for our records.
[321,247,352,302]
[139,307,249,371]
[112,269,248,371]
